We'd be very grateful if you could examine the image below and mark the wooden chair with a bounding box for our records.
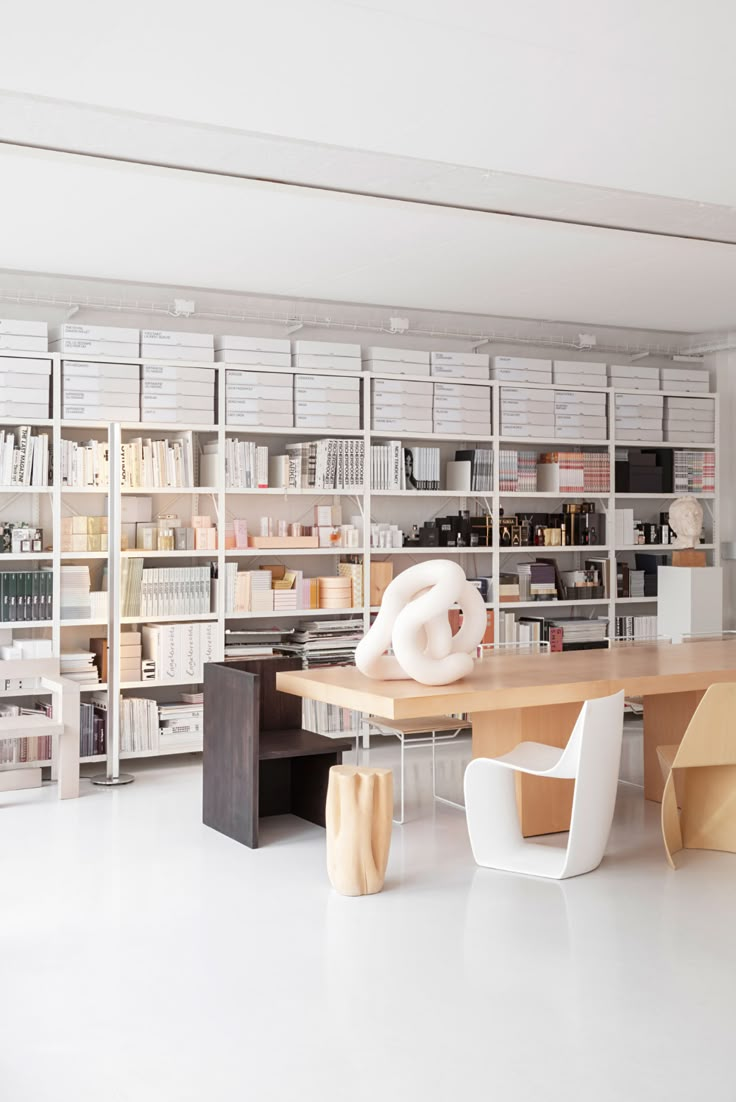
[658,682,736,868]
[0,658,80,800]
[203,657,353,849]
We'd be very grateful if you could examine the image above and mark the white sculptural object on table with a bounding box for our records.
[669,496,704,549]
[355,559,487,686]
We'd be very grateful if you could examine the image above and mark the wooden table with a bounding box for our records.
[277,639,736,836]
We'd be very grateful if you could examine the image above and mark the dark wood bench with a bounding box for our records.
[203,657,353,849]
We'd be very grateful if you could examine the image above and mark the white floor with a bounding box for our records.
[2,734,736,1102]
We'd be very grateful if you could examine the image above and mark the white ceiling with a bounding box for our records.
[5,145,736,333]
[3,0,736,206]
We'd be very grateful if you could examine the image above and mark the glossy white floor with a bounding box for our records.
[2,729,736,1102]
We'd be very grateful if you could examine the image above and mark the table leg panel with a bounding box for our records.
[643,691,704,802]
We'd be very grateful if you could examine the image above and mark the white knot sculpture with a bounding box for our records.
[355,560,487,686]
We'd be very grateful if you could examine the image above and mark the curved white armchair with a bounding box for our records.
[464,690,625,879]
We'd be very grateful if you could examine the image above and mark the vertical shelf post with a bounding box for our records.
[92,421,134,786]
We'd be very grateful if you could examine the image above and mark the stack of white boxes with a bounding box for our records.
[553,360,607,388]
[292,341,361,373]
[51,324,139,359]
[664,397,715,443]
[0,319,48,354]
[225,371,293,428]
[372,378,433,434]
[661,366,710,393]
[431,351,489,380]
[214,335,291,366]
[500,387,554,438]
[614,392,663,442]
[141,330,215,362]
[141,364,216,425]
[295,375,360,430]
[434,383,492,436]
[363,347,430,376]
[491,357,553,384]
[555,389,608,440]
[62,361,139,421]
[608,363,660,390]
[0,357,51,419]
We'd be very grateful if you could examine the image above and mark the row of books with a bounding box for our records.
[0,428,50,486]
[0,570,53,622]
[499,449,537,492]
[60,438,109,488]
[614,615,658,641]
[673,450,715,494]
[80,700,107,757]
[370,442,440,491]
[284,439,364,490]
[120,560,214,617]
[121,433,198,488]
[0,704,53,764]
[497,614,609,650]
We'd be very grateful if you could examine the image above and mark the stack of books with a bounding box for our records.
[498,572,521,603]
[92,632,143,684]
[60,438,109,488]
[0,705,53,764]
[273,589,298,612]
[60,651,99,686]
[0,427,50,486]
[60,565,91,620]
[545,617,609,650]
[249,570,274,614]
[159,696,203,749]
[223,627,294,659]
[118,695,159,753]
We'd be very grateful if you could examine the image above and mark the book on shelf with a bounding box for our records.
[0,427,50,486]
[79,700,107,757]
[285,439,364,490]
[60,564,92,620]
[0,704,53,764]
[497,613,608,650]
[1,570,52,622]
[121,431,200,489]
[615,615,658,641]
[499,449,537,492]
[159,699,204,748]
[61,438,109,488]
[120,560,214,617]
[141,621,218,681]
[60,651,100,686]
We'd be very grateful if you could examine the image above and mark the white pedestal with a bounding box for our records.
[657,566,723,642]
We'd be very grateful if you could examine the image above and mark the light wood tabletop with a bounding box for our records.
[276,638,736,721]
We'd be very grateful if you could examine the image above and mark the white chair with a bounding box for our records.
[464,690,624,879]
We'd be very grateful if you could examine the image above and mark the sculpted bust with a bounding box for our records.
[669,495,703,549]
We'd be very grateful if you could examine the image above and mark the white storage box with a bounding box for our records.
[364,346,430,365]
[0,318,48,338]
[215,349,291,366]
[430,363,491,380]
[63,360,139,380]
[64,403,140,420]
[52,323,139,344]
[372,393,433,410]
[228,386,293,406]
[227,399,293,415]
[226,370,291,388]
[141,408,215,425]
[141,392,214,411]
[616,429,664,441]
[615,392,664,408]
[609,376,661,391]
[493,356,552,372]
[553,360,607,376]
[434,419,491,436]
[291,354,361,371]
[0,372,49,390]
[502,410,555,426]
[141,329,213,349]
[435,396,490,412]
[0,356,51,375]
[293,340,361,358]
[63,374,139,394]
[373,378,434,396]
[364,358,432,376]
[294,414,360,430]
[373,417,433,434]
[0,402,48,418]
[555,415,607,431]
[214,335,290,353]
[141,344,215,362]
[434,407,492,425]
[226,411,294,427]
[141,379,214,398]
[296,401,360,418]
[295,374,360,391]
[52,339,139,358]
[144,364,216,383]
[609,363,660,381]
[0,336,47,353]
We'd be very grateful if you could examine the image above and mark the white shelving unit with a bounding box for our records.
[0,348,718,767]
